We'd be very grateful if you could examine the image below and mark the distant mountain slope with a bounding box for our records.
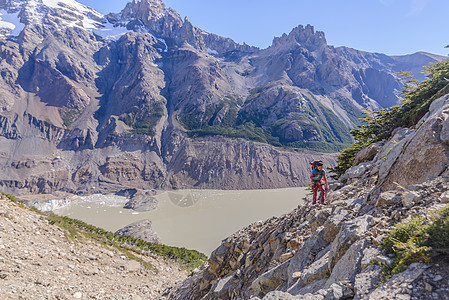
[0,0,444,195]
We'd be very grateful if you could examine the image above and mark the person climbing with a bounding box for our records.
[310,161,329,205]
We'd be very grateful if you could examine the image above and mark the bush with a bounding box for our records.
[380,205,449,279]
[381,216,431,278]
[426,205,449,250]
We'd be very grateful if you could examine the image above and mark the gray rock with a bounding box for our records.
[288,278,327,296]
[301,252,330,287]
[308,209,332,232]
[328,216,372,269]
[324,283,343,300]
[347,163,369,179]
[252,260,290,294]
[361,247,379,269]
[354,265,382,300]
[262,291,297,300]
[263,291,324,300]
[374,255,393,267]
[288,227,329,286]
[368,263,428,299]
[440,191,449,203]
[402,191,420,207]
[326,240,367,288]
[115,219,161,244]
[376,191,401,207]
[123,190,158,212]
[212,274,235,295]
[353,141,385,166]
[323,211,348,243]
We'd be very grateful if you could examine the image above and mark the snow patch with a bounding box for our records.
[207,48,219,55]
[0,9,25,36]
[93,22,132,41]
[157,37,168,52]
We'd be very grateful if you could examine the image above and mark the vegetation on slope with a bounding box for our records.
[332,59,449,178]
[2,193,207,271]
[380,205,449,280]
[180,93,352,153]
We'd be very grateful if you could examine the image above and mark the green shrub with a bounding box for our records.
[380,205,449,280]
[426,205,449,250]
[380,216,431,278]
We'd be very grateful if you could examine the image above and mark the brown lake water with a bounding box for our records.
[53,188,308,256]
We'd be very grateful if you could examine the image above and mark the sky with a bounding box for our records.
[78,0,449,56]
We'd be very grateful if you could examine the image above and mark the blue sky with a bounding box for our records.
[79,0,449,56]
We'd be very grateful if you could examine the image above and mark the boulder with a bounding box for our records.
[287,227,329,286]
[353,141,385,166]
[300,252,330,287]
[402,191,420,207]
[211,273,237,297]
[325,240,367,288]
[115,219,161,244]
[323,211,348,243]
[376,128,415,186]
[440,191,449,203]
[346,163,370,179]
[378,98,449,190]
[361,247,379,269]
[263,291,324,300]
[324,283,343,300]
[252,260,290,294]
[375,191,401,207]
[328,216,372,269]
[287,278,327,296]
[307,209,332,232]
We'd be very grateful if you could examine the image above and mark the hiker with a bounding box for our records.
[310,161,329,205]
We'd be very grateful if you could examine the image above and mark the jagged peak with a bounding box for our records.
[271,24,327,51]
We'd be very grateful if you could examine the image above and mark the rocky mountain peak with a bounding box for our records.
[272,24,327,51]
[118,0,172,22]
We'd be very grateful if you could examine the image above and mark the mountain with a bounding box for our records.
[0,0,445,195]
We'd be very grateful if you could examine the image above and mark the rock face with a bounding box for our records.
[0,0,444,195]
[165,94,449,300]
[116,219,161,244]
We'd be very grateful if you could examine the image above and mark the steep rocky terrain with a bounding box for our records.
[0,194,187,299]
[165,94,449,299]
[0,0,444,196]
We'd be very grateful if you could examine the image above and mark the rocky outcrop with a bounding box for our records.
[122,189,158,211]
[166,94,449,300]
[115,219,161,244]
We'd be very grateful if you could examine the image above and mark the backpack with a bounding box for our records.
[310,160,323,171]
[310,161,325,182]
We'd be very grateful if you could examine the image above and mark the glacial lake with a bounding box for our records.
[53,188,308,256]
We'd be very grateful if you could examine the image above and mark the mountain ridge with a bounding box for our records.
[0,0,445,196]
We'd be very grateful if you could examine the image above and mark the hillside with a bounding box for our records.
[165,92,449,299]
[0,193,207,298]
[0,0,444,196]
